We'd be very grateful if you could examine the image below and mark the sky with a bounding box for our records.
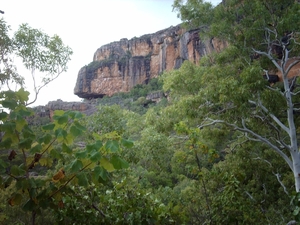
[1,0,221,106]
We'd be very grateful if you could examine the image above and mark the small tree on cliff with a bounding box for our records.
[171,0,300,193]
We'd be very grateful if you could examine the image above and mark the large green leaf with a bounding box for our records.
[100,157,115,172]
[42,123,55,131]
[121,138,134,148]
[23,199,36,211]
[76,172,89,187]
[94,140,103,149]
[75,150,87,159]
[18,138,33,149]
[57,115,68,124]
[50,148,63,159]
[93,166,102,181]
[0,159,8,169]
[30,143,42,154]
[67,111,84,119]
[86,140,103,153]
[8,193,23,206]
[105,140,119,153]
[0,111,8,120]
[73,120,86,130]
[39,157,53,167]
[17,108,33,117]
[15,179,29,191]
[22,126,35,139]
[62,143,72,153]
[70,125,82,137]
[43,133,53,144]
[55,128,67,140]
[1,122,16,134]
[90,151,101,163]
[70,159,83,173]
[0,138,12,148]
[110,155,129,170]
[93,165,108,181]
[10,165,25,176]
[1,100,17,110]
[15,115,27,132]
[16,88,30,102]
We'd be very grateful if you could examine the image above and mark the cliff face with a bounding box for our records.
[74,25,227,99]
[30,100,96,124]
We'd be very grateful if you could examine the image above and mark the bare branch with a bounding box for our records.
[252,48,282,72]
[253,157,273,167]
[265,85,284,95]
[199,118,293,171]
[244,191,256,201]
[273,172,289,195]
[286,220,297,225]
[26,69,63,106]
[249,100,290,134]
[252,110,289,150]
[92,203,106,218]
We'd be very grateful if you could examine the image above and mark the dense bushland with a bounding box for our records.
[1,0,300,224]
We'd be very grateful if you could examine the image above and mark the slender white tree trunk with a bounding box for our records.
[293,158,300,192]
[282,48,300,192]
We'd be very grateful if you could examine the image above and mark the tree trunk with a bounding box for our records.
[293,154,300,192]
[32,210,36,225]
[282,48,300,192]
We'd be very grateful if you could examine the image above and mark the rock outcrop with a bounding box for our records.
[46,99,96,118]
[31,99,96,123]
[74,24,227,99]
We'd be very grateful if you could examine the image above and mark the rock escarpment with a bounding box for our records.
[74,24,227,99]
[46,99,96,118]
[30,100,96,123]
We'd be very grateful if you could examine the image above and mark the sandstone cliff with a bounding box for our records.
[30,100,96,124]
[74,24,227,99]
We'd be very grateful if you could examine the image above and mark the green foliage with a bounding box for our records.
[0,19,73,105]
[94,77,165,115]
[166,0,300,223]
[172,0,214,29]
[86,59,114,73]
[84,104,127,135]
[2,2,300,224]
[54,175,178,225]
[15,24,72,74]
[0,18,24,87]
[0,89,131,224]
[0,182,56,224]
[133,127,173,174]
[292,192,300,221]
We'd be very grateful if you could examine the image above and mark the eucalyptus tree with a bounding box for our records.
[0,18,131,225]
[0,19,72,105]
[170,0,300,193]
[0,19,24,89]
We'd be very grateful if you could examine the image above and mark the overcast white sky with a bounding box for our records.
[1,0,221,106]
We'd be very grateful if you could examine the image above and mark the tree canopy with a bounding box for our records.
[2,1,300,224]
[0,19,73,105]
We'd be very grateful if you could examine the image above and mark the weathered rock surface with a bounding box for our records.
[74,24,227,99]
[31,99,96,122]
[146,91,164,103]
[46,99,96,118]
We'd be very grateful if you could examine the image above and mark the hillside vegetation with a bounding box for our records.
[1,0,300,224]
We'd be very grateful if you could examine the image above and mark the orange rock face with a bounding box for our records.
[74,25,227,99]
[276,58,300,81]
